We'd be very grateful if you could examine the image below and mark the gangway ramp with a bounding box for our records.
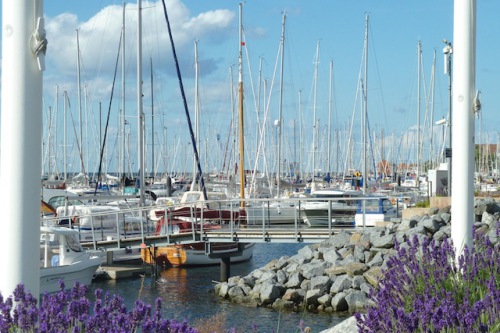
[201,226,358,244]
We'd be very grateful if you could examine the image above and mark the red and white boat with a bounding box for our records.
[142,190,253,267]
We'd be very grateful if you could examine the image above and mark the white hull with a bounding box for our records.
[40,256,101,293]
[245,203,299,225]
[300,202,357,227]
[183,243,254,266]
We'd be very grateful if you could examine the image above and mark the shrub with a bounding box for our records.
[355,226,500,332]
[0,281,199,332]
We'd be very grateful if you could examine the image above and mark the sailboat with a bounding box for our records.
[140,2,253,268]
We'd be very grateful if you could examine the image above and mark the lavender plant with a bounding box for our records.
[355,225,500,332]
[0,281,199,332]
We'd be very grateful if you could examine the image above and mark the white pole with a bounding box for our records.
[0,0,45,296]
[452,0,475,254]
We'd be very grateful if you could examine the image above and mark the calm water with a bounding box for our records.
[88,243,348,332]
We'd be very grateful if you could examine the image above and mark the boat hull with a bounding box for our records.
[245,203,300,225]
[40,256,102,293]
[300,204,357,227]
[142,242,254,267]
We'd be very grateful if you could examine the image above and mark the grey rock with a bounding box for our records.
[440,212,452,223]
[397,219,417,232]
[259,281,283,305]
[482,211,496,226]
[344,262,368,276]
[363,266,383,287]
[370,233,394,248]
[351,275,365,289]
[297,245,315,261]
[257,271,277,284]
[228,285,245,299]
[319,316,358,333]
[322,232,352,249]
[276,270,287,284]
[345,289,368,311]
[421,217,441,233]
[301,261,327,279]
[318,294,332,306]
[366,251,384,268]
[282,288,302,302]
[305,288,323,306]
[330,274,352,294]
[360,282,372,295]
[330,292,348,312]
[325,265,348,277]
[322,248,341,264]
[218,282,230,298]
[285,271,304,288]
[272,298,295,310]
[310,275,332,293]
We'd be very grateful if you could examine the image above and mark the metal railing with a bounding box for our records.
[41,195,376,251]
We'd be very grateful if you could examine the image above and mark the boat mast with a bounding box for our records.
[298,89,303,181]
[276,12,286,197]
[121,1,126,188]
[53,86,59,178]
[416,40,422,188]
[312,40,320,188]
[192,40,199,190]
[362,15,369,196]
[76,29,86,183]
[160,0,208,201]
[137,0,145,204]
[429,50,437,168]
[150,57,154,180]
[238,2,245,205]
[327,60,333,180]
[64,90,68,181]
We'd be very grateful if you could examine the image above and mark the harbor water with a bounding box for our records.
[88,243,348,332]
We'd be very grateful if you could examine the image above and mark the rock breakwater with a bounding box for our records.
[215,197,500,314]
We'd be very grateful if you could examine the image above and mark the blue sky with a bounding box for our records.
[4,0,500,175]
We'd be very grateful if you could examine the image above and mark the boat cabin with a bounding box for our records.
[354,197,397,227]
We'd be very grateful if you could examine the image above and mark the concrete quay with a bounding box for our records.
[95,264,150,280]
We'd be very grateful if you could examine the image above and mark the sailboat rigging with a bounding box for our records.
[160,0,208,203]
[94,28,122,195]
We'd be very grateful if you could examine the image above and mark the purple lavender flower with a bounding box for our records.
[0,282,199,332]
[357,222,500,332]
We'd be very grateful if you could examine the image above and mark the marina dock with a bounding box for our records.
[96,264,150,280]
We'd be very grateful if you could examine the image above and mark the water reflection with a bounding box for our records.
[88,243,345,331]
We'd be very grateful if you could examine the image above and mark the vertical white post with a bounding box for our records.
[452,0,476,254]
[0,0,44,296]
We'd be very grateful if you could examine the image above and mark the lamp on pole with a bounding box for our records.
[443,39,453,196]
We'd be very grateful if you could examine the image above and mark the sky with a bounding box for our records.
[2,0,500,175]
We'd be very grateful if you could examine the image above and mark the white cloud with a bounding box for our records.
[44,0,235,97]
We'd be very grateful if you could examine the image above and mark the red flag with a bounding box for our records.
[241,41,246,46]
